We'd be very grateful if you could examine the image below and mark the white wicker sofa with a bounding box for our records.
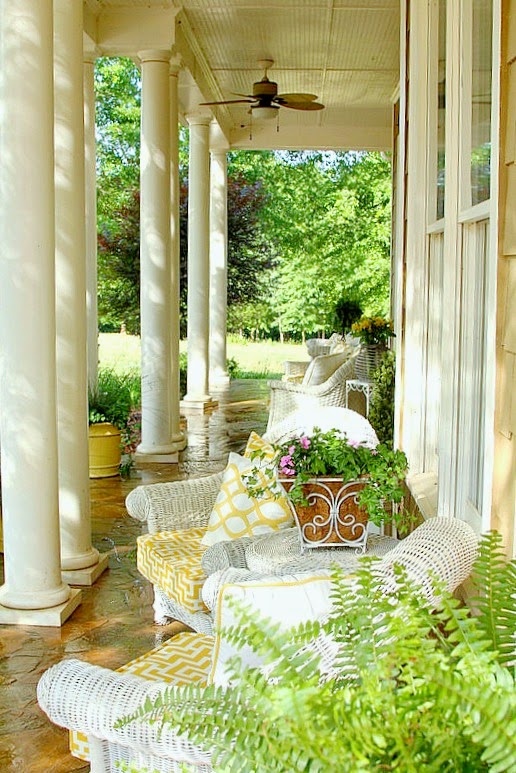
[127,408,379,633]
[37,517,478,773]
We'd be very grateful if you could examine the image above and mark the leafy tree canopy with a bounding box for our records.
[95,58,392,338]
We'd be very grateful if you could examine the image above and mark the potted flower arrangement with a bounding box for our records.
[247,427,409,551]
[351,316,395,381]
[88,368,136,478]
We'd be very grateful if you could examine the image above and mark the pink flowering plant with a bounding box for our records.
[247,427,409,528]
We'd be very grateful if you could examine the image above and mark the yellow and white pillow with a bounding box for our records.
[209,572,333,686]
[244,431,277,461]
[201,451,293,547]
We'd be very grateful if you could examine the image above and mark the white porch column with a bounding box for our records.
[168,62,187,449]
[54,0,106,584]
[84,53,98,391]
[0,0,80,625]
[209,149,230,385]
[181,116,217,412]
[137,50,184,460]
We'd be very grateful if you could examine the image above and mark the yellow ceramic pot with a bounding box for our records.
[88,422,121,478]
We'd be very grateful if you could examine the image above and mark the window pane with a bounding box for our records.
[470,0,492,205]
[436,0,446,219]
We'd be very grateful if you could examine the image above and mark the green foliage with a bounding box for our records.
[120,534,516,772]
[470,531,516,668]
[98,189,141,334]
[247,428,409,528]
[88,367,136,432]
[333,298,363,335]
[94,63,392,338]
[369,350,396,447]
[95,58,141,229]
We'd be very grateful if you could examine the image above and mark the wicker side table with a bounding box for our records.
[345,378,374,417]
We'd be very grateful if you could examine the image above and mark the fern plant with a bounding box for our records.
[121,533,516,772]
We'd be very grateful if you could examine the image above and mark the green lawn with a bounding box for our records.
[98,333,307,378]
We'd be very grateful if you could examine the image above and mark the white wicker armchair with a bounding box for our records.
[266,351,360,433]
[37,517,478,773]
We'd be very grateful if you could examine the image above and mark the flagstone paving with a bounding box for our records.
[0,379,270,773]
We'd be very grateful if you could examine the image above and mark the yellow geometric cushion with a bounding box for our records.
[70,631,214,762]
[201,452,294,547]
[137,527,208,614]
[244,431,277,461]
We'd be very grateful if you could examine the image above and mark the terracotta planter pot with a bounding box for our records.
[88,422,121,478]
[280,477,369,552]
[355,344,387,381]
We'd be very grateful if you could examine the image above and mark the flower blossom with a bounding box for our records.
[299,436,311,449]
[279,454,296,476]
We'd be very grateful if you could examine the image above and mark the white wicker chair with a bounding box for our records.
[37,517,478,773]
[266,351,360,433]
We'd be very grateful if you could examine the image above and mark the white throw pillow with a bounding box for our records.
[302,351,349,387]
[209,571,333,686]
[201,452,293,547]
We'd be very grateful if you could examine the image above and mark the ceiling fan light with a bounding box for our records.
[252,106,279,121]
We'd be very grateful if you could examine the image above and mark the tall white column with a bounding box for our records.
[181,116,217,411]
[169,63,187,449]
[0,0,79,624]
[84,53,98,391]
[209,149,230,385]
[137,50,184,459]
[54,0,104,582]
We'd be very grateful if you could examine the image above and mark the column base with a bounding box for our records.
[0,588,81,627]
[62,552,110,586]
[133,450,179,464]
[61,546,100,572]
[134,433,186,464]
[180,396,219,414]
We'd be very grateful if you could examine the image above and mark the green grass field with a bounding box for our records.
[98,333,306,378]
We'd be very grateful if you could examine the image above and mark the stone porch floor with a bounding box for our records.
[0,379,270,773]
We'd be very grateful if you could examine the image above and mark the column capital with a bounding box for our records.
[83,45,99,65]
[169,54,182,76]
[210,147,229,159]
[138,49,172,65]
[186,113,212,128]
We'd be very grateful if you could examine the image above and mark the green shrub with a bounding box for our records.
[369,349,396,447]
[122,532,516,773]
[88,367,135,431]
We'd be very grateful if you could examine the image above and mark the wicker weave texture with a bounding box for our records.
[266,353,359,432]
[125,472,223,533]
[37,659,213,771]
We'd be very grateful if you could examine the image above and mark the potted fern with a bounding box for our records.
[88,368,135,478]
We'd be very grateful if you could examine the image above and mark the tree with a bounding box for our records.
[95,57,141,229]
[97,189,140,333]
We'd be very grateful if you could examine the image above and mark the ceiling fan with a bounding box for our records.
[200,59,325,120]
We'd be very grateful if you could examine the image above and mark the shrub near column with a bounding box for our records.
[88,368,135,478]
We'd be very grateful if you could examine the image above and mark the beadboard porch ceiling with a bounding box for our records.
[83,0,400,151]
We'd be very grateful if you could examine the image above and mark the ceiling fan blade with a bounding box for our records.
[199,98,253,106]
[276,93,318,103]
[278,100,325,111]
